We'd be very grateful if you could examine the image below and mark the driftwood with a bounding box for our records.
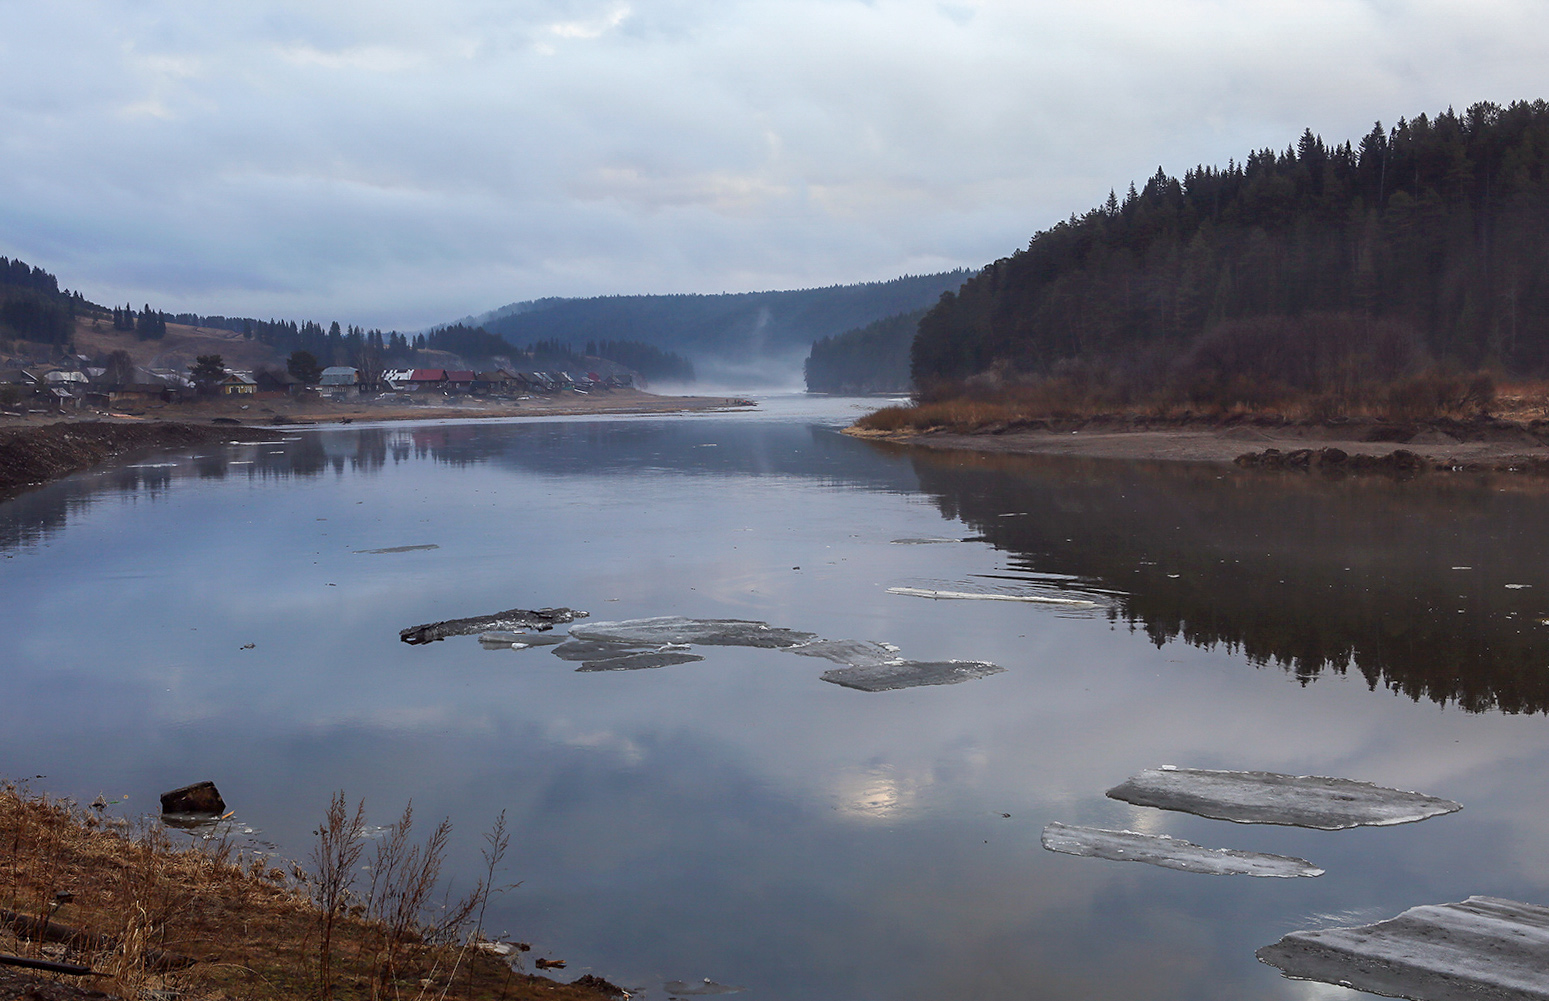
[399,606,588,645]
[0,909,193,971]
[0,951,96,976]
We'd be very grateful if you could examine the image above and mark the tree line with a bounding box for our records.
[0,255,90,346]
[804,309,922,393]
[912,100,1549,404]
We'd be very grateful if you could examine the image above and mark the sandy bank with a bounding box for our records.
[846,415,1549,473]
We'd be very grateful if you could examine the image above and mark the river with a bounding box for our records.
[3,394,1547,1000]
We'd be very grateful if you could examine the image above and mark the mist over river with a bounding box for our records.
[4,395,1549,1000]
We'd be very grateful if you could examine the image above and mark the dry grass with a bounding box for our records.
[0,782,620,1000]
[856,370,1513,434]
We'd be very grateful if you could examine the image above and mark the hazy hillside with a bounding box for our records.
[474,271,973,386]
[804,309,922,394]
[913,100,1549,400]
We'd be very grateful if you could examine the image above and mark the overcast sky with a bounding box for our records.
[2,1,1546,330]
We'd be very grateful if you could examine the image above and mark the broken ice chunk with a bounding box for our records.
[889,537,964,545]
[400,606,588,645]
[1257,896,1549,1000]
[575,651,706,672]
[1106,767,1462,829]
[552,639,651,662]
[570,616,816,648]
[663,980,745,996]
[786,639,901,668]
[1041,823,1323,878]
[820,660,1005,692]
[887,586,1097,607]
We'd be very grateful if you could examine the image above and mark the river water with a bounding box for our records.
[4,395,1548,1000]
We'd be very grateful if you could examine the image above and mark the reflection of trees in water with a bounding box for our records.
[0,429,400,549]
[904,448,1549,715]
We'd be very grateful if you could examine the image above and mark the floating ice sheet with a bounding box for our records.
[354,544,439,555]
[570,616,816,648]
[1040,823,1323,878]
[889,537,965,545]
[821,660,1005,692]
[552,638,653,662]
[786,639,901,667]
[887,586,1098,607]
[400,607,587,645]
[1106,767,1462,829]
[663,980,745,996]
[479,631,568,650]
[576,651,706,672]
[1257,896,1549,1000]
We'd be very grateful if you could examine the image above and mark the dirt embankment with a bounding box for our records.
[0,391,754,499]
[0,422,280,500]
[847,413,1549,474]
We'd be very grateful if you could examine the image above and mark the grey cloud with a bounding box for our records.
[2,0,1547,327]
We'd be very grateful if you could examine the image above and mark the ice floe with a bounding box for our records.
[1040,822,1323,878]
[786,639,902,667]
[569,616,816,648]
[1106,767,1462,829]
[400,606,588,645]
[353,544,439,554]
[820,660,1005,692]
[478,630,568,650]
[887,586,1098,607]
[1257,895,1549,1000]
[663,980,745,996]
[551,638,653,662]
[574,651,706,672]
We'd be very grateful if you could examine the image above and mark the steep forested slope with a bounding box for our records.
[914,101,1549,389]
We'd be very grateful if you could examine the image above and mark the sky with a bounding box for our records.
[2,1,1548,331]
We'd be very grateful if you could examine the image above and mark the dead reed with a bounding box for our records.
[0,782,620,1000]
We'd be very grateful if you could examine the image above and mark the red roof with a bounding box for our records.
[409,369,446,381]
[447,370,475,382]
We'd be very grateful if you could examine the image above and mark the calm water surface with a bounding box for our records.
[4,395,1549,1000]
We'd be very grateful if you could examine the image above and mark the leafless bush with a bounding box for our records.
[310,791,366,1000]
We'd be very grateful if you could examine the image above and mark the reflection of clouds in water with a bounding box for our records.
[550,725,645,767]
[832,764,927,820]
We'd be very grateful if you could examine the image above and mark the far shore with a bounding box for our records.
[0,389,755,499]
[0,386,753,431]
[845,413,1549,474]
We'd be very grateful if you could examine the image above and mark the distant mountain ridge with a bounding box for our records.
[461,271,974,385]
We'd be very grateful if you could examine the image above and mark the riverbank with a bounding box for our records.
[0,422,286,501]
[0,783,622,1000]
[0,390,754,499]
[0,388,752,431]
[845,413,1549,473]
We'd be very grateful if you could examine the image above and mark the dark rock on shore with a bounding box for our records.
[160,781,226,816]
[1236,447,1429,475]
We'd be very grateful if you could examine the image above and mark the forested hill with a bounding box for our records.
[913,100,1549,388]
[475,271,973,382]
[0,257,96,345]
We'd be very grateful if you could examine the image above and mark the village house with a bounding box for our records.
[219,372,258,395]
[408,368,448,391]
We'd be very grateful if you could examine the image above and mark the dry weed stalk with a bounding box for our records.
[310,791,367,1001]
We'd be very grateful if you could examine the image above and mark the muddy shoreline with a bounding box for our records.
[846,413,1549,474]
[0,391,752,499]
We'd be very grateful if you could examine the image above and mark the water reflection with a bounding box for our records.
[895,447,1549,714]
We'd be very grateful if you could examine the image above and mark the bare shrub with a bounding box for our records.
[310,791,366,1000]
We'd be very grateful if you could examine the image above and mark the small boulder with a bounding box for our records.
[160,781,225,816]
